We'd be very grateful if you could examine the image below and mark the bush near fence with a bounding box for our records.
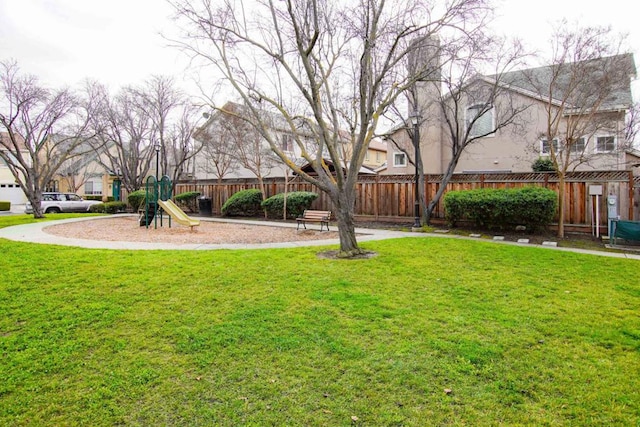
[221,189,263,217]
[444,187,557,231]
[261,191,319,219]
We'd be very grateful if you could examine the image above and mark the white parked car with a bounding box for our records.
[25,192,102,214]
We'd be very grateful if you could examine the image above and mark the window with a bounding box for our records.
[281,134,293,152]
[466,104,494,137]
[84,179,103,195]
[595,136,615,153]
[376,151,382,162]
[570,137,587,154]
[540,138,560,155]
[393,152,407,167]
[365,151,370,161]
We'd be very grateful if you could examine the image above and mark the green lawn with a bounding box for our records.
[1,215,639,426]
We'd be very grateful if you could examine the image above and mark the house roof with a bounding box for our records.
[295,158,377,176]
[0,132,28,151]
[490,53,636,111]
[368,138,387,152]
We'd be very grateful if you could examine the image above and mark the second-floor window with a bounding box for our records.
[393,152,407,167]
[541,138,560,155]
[466,104,494,137]
[595,136,615,153]
[569,137,587,154]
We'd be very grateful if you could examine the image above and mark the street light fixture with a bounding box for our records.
[410,111,421,229]
[154,141,161,180]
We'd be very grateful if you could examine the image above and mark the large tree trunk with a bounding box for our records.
[556,173,566,238]
[425,151,461,224]
[332,189,363,257]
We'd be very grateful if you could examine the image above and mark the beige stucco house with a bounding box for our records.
[384,53,637,176]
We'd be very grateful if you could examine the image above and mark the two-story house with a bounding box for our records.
[384,53,638,176]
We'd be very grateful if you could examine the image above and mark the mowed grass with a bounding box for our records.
[0,216,639,426]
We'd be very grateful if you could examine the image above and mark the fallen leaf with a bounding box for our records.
[351,415,359,422]
[444,388,453,395]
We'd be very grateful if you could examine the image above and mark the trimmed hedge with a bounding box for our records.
[444,186,557,231]
[175,191,201,213]
[0,201,10,211]
[89,201,127,214]
[127,190,147,212]
[261,191,319,219]
[84,195,115,202]
[221,189,263,217]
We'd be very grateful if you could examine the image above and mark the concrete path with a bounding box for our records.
[1,214,640,260]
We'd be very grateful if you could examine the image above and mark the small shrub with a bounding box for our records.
[0,201,10,211]
[532,157,555,172]
[127,190,147,212]
[89,204,105,213]
[444,186,557,231]
[261,192,319,219]
[175,191,201,213]
[103,201,127,214]
[221,189,263,217]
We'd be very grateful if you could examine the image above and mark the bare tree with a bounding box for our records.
[171,0,491,257]
[521,22,634,237]
[195,121,239,183]
[128,76,204,195]
[88,83,155,193]
[385,37,528,224]
[0,60,100,217]
[625,101,640,147]
[163,102,203,193]
[57,153,102,194]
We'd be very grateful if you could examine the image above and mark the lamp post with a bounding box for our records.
[410,111,421,229]
[154,141,161,180]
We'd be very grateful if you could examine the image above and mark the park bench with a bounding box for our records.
[611,219,640,246]
[296,210,331,232]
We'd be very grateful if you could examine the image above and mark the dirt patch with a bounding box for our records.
[44,216,340,245]
[316,250,378,260]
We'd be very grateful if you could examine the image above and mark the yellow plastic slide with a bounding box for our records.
[157,199,200,230]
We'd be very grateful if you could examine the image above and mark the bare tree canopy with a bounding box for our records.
[88,76,203,193]
[170,0,492,256]
[385,35,529,224]
[0,60,100,217]
[517,22,635,237]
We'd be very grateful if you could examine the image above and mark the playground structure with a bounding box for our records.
[140,175,200,230]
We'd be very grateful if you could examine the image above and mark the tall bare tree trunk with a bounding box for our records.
[557,173,566,238]
[332,189,362,257]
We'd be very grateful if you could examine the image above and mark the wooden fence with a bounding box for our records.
[174,171,638,230]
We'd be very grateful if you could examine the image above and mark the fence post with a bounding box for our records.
[629,171,635,220]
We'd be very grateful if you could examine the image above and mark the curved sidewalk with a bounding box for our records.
[0,215,408,251]
[1,215,639,260]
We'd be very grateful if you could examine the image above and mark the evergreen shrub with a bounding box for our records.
[175,191,201,212]
[127,190,147,212]
[221,189,263,217]
[444,186,557,231]
[261,191,318,219]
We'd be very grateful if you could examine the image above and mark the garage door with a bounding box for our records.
[0,183,27,204]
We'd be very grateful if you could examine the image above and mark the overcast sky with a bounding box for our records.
[1,0,639,98]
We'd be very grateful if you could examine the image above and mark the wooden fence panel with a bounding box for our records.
[173,171,635,228]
